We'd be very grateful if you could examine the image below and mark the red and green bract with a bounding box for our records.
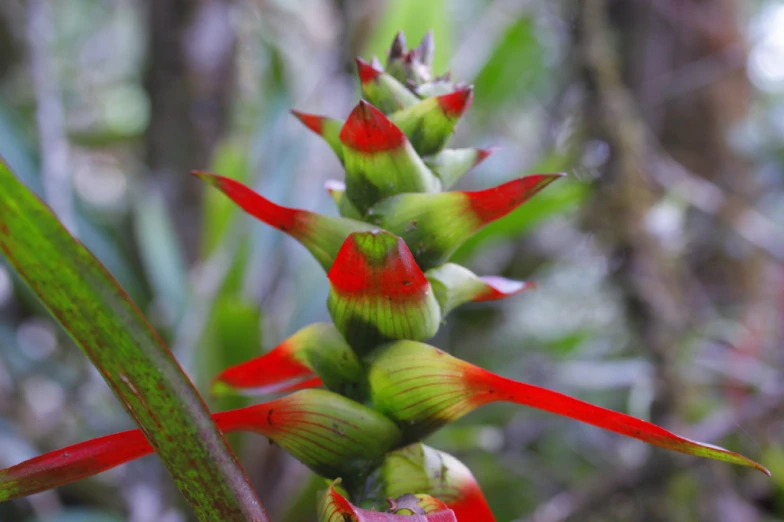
[0,30,768,522]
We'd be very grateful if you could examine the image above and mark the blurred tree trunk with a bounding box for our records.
[144,0,236,263]
[574,0,762,519]
[612,0,763,312]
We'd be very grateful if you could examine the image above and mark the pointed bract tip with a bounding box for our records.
[371,56,384,70]
[467,173,564,224]
[191,170,221,188]
[390,32,407,58]
[324,179,346,195]
[474,146,500,166]
[438,87,474,118]
[290,109,325,135]
[418,30,435,64]
[356,57,382,84]
[340,101,406,152]
[475,276,535,302]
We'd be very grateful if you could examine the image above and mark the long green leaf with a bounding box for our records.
[0,157,269,521]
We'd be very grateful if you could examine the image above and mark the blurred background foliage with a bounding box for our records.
[0,0,783,521]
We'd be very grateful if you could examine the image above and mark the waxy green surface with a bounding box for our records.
[0,159,269,521]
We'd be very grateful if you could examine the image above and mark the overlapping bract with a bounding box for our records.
[0,31,768,521]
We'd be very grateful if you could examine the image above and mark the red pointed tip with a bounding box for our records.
[449,483,497,522]
[291,109,325,135]
[464,369,771,476]
[340,101,406,153]
[466,173,564,224]
[191,170,221,188]
[211,341,316,395]
[438,87,474,118]
[474,146,499,166]
[324,179,346,195]
[328,231,429,298]
[474,276,535,302]
[193,171,301,234]
[356,57,382,84]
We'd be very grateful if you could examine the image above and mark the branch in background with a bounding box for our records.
[648,149,784,263]
[26,0,77,233]
[577,0,689,428]
[144,0,236,262]
[575,0,692,517]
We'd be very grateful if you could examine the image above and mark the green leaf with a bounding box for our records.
[0,158,269,521]
[472,17,546,113]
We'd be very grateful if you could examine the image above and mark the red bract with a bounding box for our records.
[436,87,474,118]
[0,390,402,501]
[327,231,440,355]
[318,482,458,522]
[465,174,564,223]
[328,231,429,298]
[192,171,375,271]
[367,341,770,475]
[211,323,363,399]
[340,101,406,153]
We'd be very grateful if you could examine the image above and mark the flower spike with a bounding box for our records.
[291,110,344,162]
[318,481,458,522]
[385,31,437,87]
[424,147,497,188]
[426,263,535,316]
[327,231,441,355]
[340,101,441,215]
[356,58,420,114]
[0,389,402,501]
[212,322,365,401]
[367,341,770,475]
[367,173,564,269]
[193,171,375,271]
[389,87,474,156]
[380,444,496,522]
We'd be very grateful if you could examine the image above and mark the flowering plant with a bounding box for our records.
[0,32,767,521]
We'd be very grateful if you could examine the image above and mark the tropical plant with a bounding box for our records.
[0,32,768,521]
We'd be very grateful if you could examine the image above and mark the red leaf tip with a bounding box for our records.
[324,179,346,195]
[356,57,382,84]
[438,87,474,118]
[474,276,535,302]
[340,101,406,153]
[474,146,500,166]
[191,170,222,188]
[291,109,324,135]
[466,173,564,224]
